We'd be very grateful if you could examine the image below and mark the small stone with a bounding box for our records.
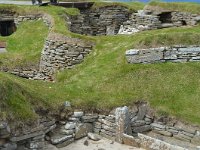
[75,123,93,139]
[132,125,151,133]
[50,135,73,145]
[151,123,166,130]
[87,133,101,141]
[65,122,76,130]
[60,129,74,135]
[56,138,74,148]
[64,101,71,107]
[153,130,173,137]
[74,111,84,118]
[83,140,89,146]
[137,104,147,120]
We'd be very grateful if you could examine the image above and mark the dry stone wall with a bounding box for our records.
[119,10,200,34]
[37,33,93,80]
[68,6,200,36]
[126,45,200,64]
[1,102,200,150]
[69,5,131,36]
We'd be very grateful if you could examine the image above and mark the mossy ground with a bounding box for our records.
[0,2,200,125]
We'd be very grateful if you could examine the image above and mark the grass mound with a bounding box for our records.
[1,2,200,125]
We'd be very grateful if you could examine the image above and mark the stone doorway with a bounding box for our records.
[0,20,16,36]
[158,12,172,23]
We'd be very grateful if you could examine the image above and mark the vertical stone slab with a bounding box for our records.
[115,106,131,143]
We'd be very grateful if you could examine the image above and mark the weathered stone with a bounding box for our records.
[133,125,151,133]
[100,132,115,141]
[153,129,173,137]
[50,135,73,145]
[65,122,76,130]
[94,122,102,129]
[2,142,17,150]
[87,132,101,141]
[82,115,98,123]
[10,131,44,142]
[102,124,116,133]
[56,138,74,148]
[138,133,186,150]
[60,129,74,135]
[98,119,116,127]
[166,127,179,134]
[126,46,200,64]
[191,135,200,145]
[137,104,147,120]
[174,133,192,142]
[122,134,140,147]
[181,131,195,138]
[115,106,132,143]
[126,49,139,55]
[151,123,166,130]
[75,123,93,139]
[73,111,84,118]
[131,120,146,127]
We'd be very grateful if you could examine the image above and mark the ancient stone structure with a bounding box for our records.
[1,13,93,81]
[119,10,200,34]
[69,5,132,36]
[68,5,200,35]
[1,102,200,150]
[126,45,200,64]
[36,33,93,80]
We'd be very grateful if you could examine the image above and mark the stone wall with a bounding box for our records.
[1,102,199,150]
[119,10,200,34]
[126,45,200,64]
[37,33,93,80]
[14,13,53,29]
[69,5,131,36]
[68,6,200,36]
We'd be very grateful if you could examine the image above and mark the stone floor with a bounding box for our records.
[46,137,144,150]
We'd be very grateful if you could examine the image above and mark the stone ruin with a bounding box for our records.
[68,5,200,35]
[126,45,200,64]
[0,102,200,150]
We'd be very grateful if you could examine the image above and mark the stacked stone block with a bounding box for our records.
[37,33,93,80]
[126,45,200,64]
[94,115,116,140]
[69,5,131,36]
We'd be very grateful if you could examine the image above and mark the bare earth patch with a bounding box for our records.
[46,137,144,150]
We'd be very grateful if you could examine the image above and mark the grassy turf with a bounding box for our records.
[1,3,200,125]
[148,1,200,14]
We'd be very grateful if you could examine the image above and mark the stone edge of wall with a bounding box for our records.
[126,45,200,64]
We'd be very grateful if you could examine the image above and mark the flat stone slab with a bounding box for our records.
[0,48,7,53]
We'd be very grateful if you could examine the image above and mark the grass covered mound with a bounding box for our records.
[148,1,200,14]
[0,2,200,125]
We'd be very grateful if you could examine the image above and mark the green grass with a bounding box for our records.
[148,1,200,14]
[1,2,200,125]
[0,20,48,69]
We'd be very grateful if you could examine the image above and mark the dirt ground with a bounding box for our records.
[46,137,144,150]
